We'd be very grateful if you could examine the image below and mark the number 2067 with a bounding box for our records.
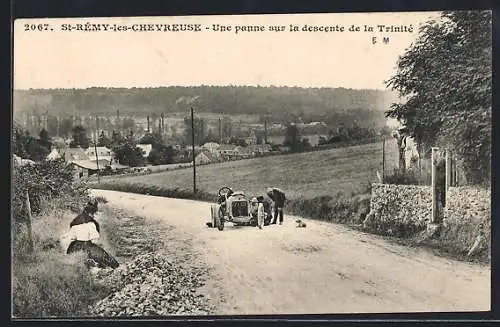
[24,24,50,31]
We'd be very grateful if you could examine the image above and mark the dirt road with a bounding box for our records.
[91,189,490,315]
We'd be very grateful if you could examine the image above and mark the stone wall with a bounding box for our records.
[444,186,491,224]
[363,183,491,240]
[363,183,432,236]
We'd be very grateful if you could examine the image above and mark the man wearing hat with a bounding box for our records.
[266,187,287,225]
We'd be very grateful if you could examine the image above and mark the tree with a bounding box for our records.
[15,130,50,162]
[38,128,52,150]
[70,125,90,148]
[139,132,163,148]
[110,130,124,148]
[284,124,301,152]
[385,11,492,184]
[301,138,312,152]
[122,117,136,133]
[183,115,206,145]
[97,131,111,147]
[147,145,175,165]
[60,118,73,138]
[228,137,247,147]
[46,116,59,136]
[12,128,29,158]
[203,128,219,144]
[112,142,145,167]
[221,117,232,141]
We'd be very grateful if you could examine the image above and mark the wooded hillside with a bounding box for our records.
[14,86,396,126]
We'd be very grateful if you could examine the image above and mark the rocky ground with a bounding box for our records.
[87,206,215,317]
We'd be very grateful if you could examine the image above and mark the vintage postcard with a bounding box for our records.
[12,11,491,318]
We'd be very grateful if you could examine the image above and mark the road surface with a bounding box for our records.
[92,189,490,315]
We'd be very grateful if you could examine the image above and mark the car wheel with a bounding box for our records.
[216,207,224,231]
[264,214,271,226]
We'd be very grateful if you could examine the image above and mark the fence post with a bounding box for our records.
[452,155,458,186]
[445,149,451,202]
[431,147,439,224]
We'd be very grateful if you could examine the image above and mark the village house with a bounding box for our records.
[70,159,111,179]
[57,147,121,179]
[46,148,62,161]
[60,147,90,162]
[244,130,258,146]
[85,146,114,162]
[201,142,220,153]
[195,149,221,165]
[248,143,272,156]
[218,144,241,160]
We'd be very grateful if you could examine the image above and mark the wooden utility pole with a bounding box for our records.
[431,147,439,224]
[218,117,222,144]
[191,107,197,193]
[94,138,101,184]
[161,113,165,136]
[264,120,268,144]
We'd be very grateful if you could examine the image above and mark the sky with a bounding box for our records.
[14,12,442,90]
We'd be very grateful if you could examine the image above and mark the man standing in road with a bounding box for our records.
[266,187,287,225]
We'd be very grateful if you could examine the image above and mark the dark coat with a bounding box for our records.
[266,188,286,207]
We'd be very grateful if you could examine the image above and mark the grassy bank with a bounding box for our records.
[12,201,114,318]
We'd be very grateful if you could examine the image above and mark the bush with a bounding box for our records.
[383,166,434,186]
[12,159,89,221]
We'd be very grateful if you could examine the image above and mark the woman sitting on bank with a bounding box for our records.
[64,199,119,269]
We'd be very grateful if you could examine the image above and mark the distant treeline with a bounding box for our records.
[14,86,395,126]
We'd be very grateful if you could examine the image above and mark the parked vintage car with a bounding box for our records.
[209,186,272,231]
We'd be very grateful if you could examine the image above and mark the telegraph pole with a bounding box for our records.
[161,113,165,136]
[94,137,101,184]
[219,117,222,144]
[191,107,197,194]
[264,120,268,144]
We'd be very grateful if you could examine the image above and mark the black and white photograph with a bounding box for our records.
[12,10,491,318]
